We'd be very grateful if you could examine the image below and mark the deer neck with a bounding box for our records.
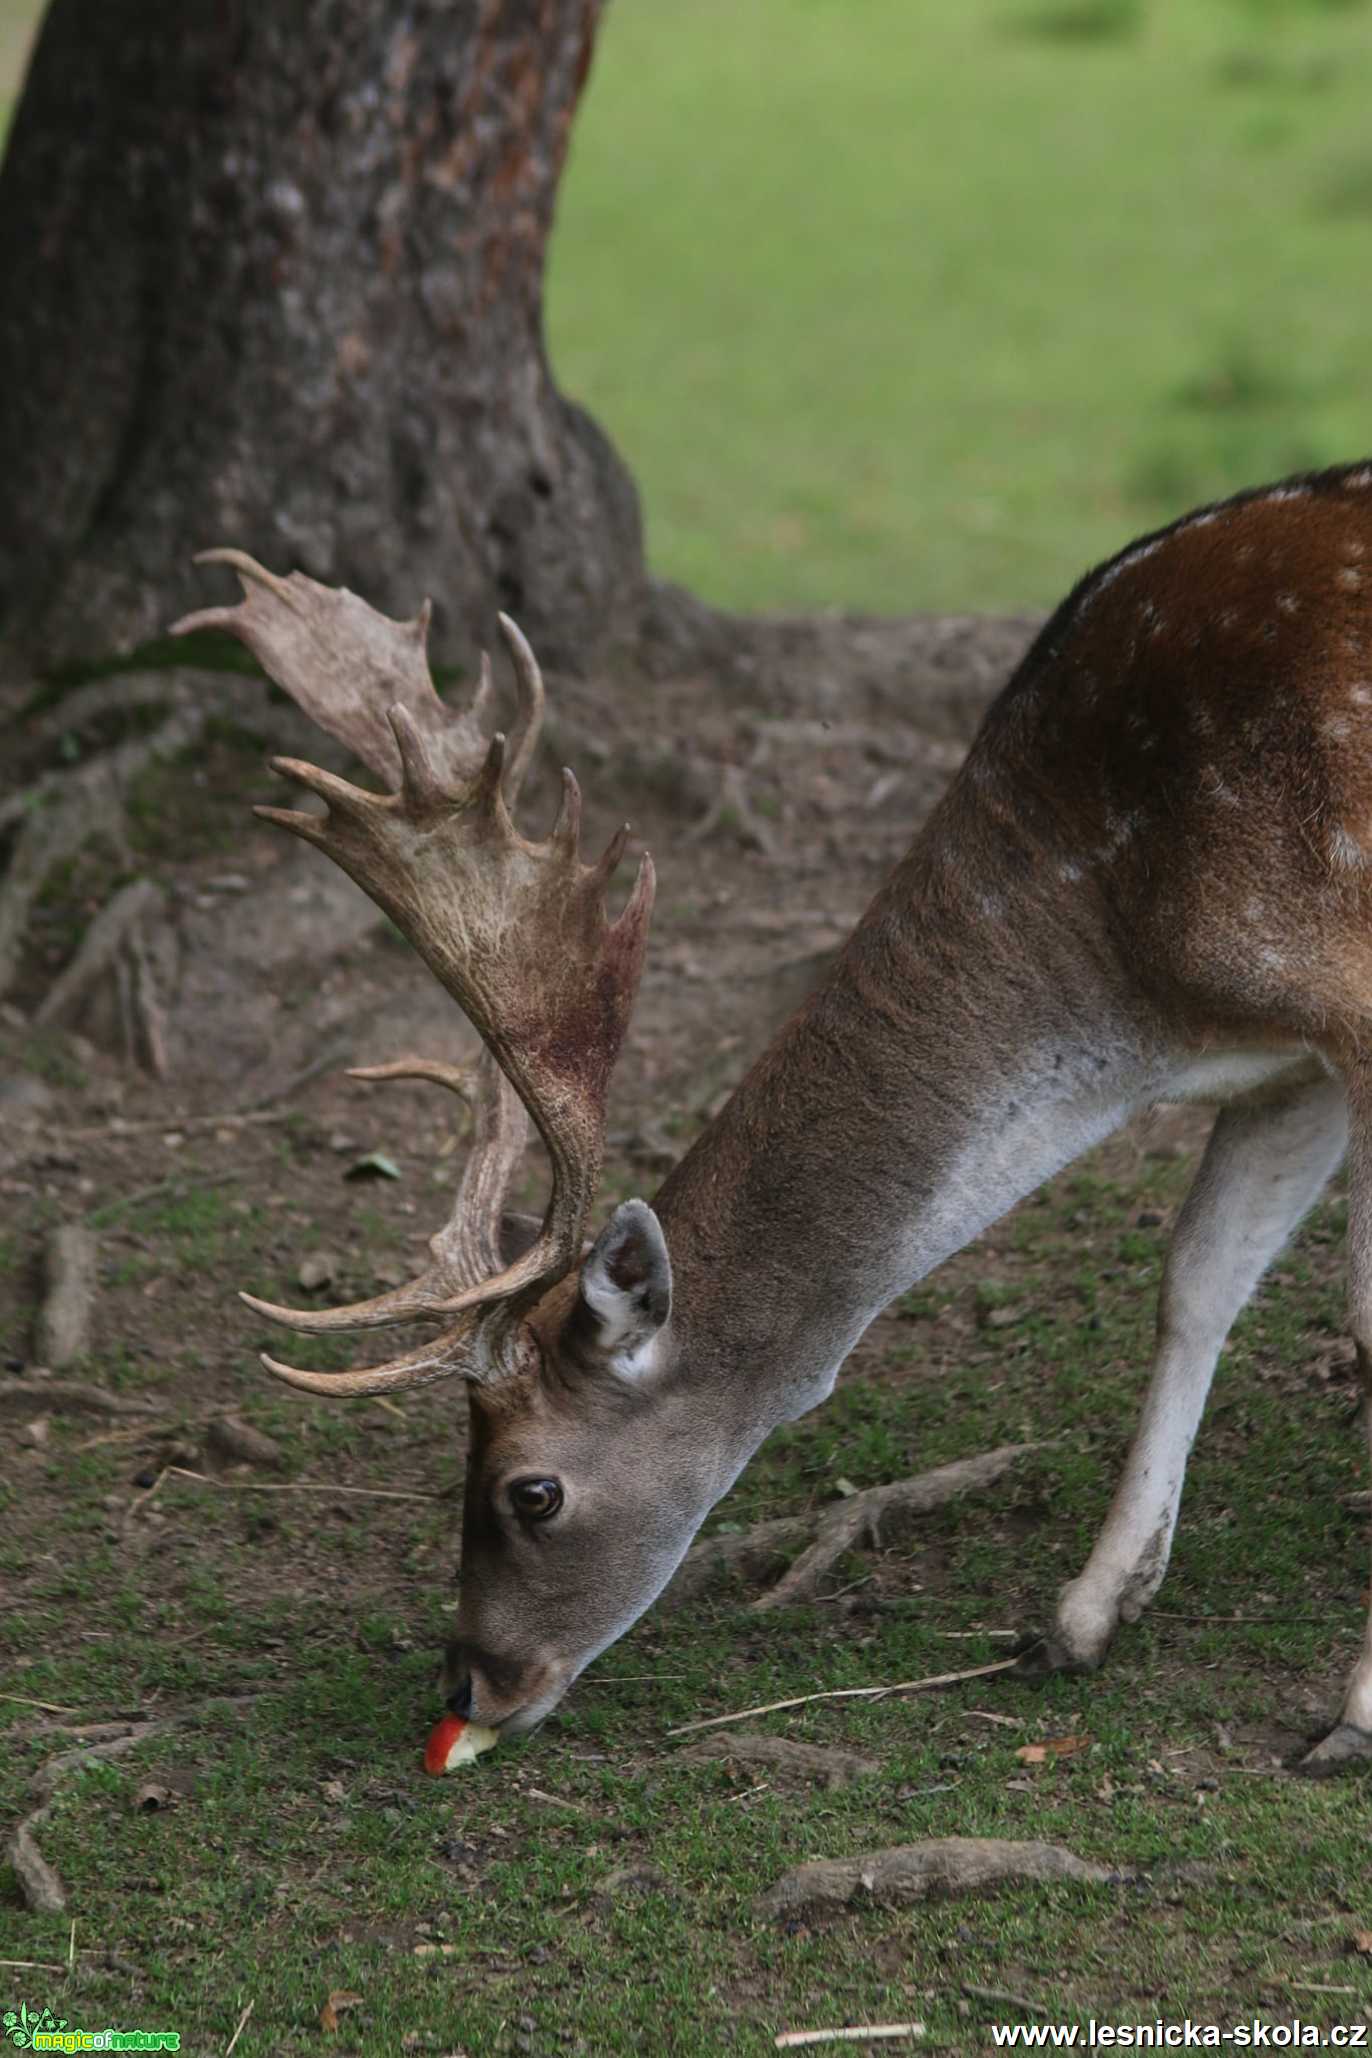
[651,832,1151,1453]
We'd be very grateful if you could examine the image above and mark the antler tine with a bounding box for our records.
[470,650,496,728]
[259,1324,478,1396]
[241,731,653,1361]
[496,611,546,808]
[258,1301,524,1396]
[173,548,529,795]
[188,553,657,1397]
[241,1049,529,1337]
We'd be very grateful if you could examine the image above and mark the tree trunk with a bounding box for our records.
[0,0,644,676]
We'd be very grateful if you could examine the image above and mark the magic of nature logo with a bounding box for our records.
[3,2004,180,2052]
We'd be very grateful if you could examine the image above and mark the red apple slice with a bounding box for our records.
[424,1712,499,1775]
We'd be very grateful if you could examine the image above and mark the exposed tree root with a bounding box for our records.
[22,674,193,752]
[6,1697,261,1913]
[10,1810,67,1914]
[662,1444,1038,1612]
[756,1837,1125,1922]
[683,762,778,856]
[9,1726,165,1912]
[35,876,166,1070]
[0,690,209,1003]
[32,1223,100,1369]
[676,1732,880,1790]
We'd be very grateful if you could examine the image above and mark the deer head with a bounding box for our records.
[172,555,717,1733]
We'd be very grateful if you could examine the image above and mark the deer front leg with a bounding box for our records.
[1033,1075,1348,1676]
[1298,1063,1372,1776]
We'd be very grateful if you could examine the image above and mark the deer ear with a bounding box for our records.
[565,1199,672,1371]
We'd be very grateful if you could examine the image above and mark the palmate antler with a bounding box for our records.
[170,556,655,1397]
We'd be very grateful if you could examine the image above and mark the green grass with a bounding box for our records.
[5,1143,1372,2052]
[547,0,1372,616]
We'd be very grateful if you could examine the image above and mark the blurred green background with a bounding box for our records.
[5,0,1372,617]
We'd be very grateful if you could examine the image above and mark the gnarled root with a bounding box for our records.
[663,1443,1038,1611]
[683,762,778,856]
[756,1836,1124,1922]
[2,684,212,1030]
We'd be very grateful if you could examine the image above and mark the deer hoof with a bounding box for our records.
[1012,1630,1102,1681]
[1292,1722,1372,1778]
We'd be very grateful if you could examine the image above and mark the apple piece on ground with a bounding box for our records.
[424,1712,500,1775]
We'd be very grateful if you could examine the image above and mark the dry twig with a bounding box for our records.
[774,2029,925,2050]
[963,1985,1047,2015]
[51,1107,297,1145]
[666,1654,1021,1737]
[225,2000,255,2056]
[127,1466,445,1518]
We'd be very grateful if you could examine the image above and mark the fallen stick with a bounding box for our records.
[51,1107,297,1144]
[963,1985,1048,2016]
[666,1654,1021,1738]
[0,1379,156,1419]
[930,1628,1019,1640]
[146,1465,442,1504]
[87,1169,241,1228]
[225,2000,255,2057]
[0,1694,80,1714]
[775,2028,925,2050]
[1150,1610,1336,1626]
[0,1959,68,1975]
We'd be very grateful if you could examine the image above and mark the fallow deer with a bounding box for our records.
[173,463,1372,1774]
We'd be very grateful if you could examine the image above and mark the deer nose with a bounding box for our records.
[445,1674,474,1720]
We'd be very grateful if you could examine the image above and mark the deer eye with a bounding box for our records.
[509,1476,563,1521]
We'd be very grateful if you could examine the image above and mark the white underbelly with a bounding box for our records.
[1157,1048,1323,1106]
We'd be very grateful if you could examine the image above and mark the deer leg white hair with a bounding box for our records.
[1299,1063,1372,1774]
[1047,1072,1349,1675]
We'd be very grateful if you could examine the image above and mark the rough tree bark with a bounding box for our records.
[0,0,643,675]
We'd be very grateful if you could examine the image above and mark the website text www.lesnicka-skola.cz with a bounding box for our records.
[988,2021,1370,2049]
